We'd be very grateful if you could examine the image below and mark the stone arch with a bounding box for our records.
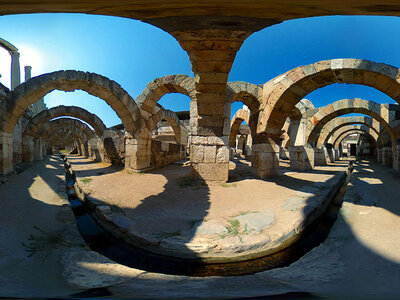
[226,81,262,113]
[336,131,378,150]
[3,70,142,135]
[306,98,396,147]
[286,99,317,147]
[318,116,384,147]
[45,127,85,154]
[136,75,196,115]
[147,107,183,144]
[43,125,85,144]
[229,108,250,147]
[0,37,20,90]
[332,125,381,149]
[226,82,262,138]
[261,59,400,137]
[38,118,95,141]
[24,106,106,138]
[0,37,18,54]
[47,130,83,154]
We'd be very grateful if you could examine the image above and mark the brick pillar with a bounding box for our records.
[173,30,251,182]
[22,135,34,162]
[124,129,151,172]
[289,145,315,171]
[0,131,13,174]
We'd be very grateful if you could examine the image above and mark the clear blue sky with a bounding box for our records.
[0,14,399,127]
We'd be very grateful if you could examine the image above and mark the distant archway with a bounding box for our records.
[24,106,105,138]
[261,59,400,138]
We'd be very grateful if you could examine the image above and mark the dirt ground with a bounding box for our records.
[69,155,348,258]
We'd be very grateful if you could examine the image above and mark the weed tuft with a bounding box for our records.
[81,178,92,184]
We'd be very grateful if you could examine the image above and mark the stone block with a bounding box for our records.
[382,147,393,167]
[191,144,204,163]
[216,146,229,163]
[279,147,290,160]
[191,162,228,182]
[314,146,329,166]
[203,145,216,163]
[289,145,315,171]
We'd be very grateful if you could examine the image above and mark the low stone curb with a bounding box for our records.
[66,155,347,263]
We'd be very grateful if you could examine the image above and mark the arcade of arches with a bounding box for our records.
[2,55,400,179]
[1,5,400,298]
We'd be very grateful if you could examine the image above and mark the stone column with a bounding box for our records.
[22,135,34,162]
[377,148,382,164]
[124,129,151,172]
[382,147,392,167]
[245,134,253,160]
[289,145,315,171]
[34,139,42,161]
[172,30,252,182]
[396,145,400,171]
[11,52,21,90]
[314,146,330,166]
[24,65,32,81]
[279,146,290,160]
[333,148,340,161]
[82,142,89,158]
[393,145,399,171]
[251,138,279,178]
[0,131,13,174]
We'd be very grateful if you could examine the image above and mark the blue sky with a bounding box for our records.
[0,14,399,127]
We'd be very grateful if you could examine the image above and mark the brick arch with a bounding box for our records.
[229,108,250,147]
[262,59,400,137]
[136,75,195,115]
[306,98,396,147]
[332,125,381,149]
[318,116,384,146]
[146,106,183,144]
[38,118,95,141]
[335,131,378,151]
[3,70,142,135]
[24,105,106,138]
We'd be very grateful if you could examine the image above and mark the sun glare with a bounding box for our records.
[19,45,43,75]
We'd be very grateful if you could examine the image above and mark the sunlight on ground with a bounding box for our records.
[359,168,374,172]
[351,204,400,263]
[28,174,59,205]
[357,177,383,185]
[45,164,57,169]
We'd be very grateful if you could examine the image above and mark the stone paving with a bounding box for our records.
[1,155,400,299]
[68,155,347,261]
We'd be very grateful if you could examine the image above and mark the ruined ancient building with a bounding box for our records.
[1,2,400,299]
